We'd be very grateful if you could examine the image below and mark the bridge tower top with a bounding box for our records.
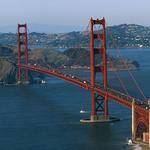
[90,17,107,89]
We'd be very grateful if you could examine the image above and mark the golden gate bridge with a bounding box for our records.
[16,17,150,146]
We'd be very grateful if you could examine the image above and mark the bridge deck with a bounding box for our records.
[19,64,149,117]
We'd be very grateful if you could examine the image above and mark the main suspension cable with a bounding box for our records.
[106,24,147,100]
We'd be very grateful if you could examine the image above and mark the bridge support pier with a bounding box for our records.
[90,93,109,122]
[131,99,150,147]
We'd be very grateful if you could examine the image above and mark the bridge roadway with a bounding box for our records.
[19,64,149,118]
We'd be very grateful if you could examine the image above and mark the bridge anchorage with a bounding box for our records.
[17,18,150,146]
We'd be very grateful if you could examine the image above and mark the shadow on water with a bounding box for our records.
[15,83,88,124]
[0,81,131,150]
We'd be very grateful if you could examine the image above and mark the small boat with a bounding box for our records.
[128,139,133,145]
[80,110,86,113]
[41,80,46,84]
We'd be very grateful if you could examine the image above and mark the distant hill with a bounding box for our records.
[0,24,150,48]
[0,45,139,84]
[63,48,139,70]
[29,48,69,68]
[29,48,139,71]
[107,24,150,48]
[63,48,90,66]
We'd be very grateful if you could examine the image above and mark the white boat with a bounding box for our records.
[41,80,46,84]
[80,110,86,113]
[128,139,133,145]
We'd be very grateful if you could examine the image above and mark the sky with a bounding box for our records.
[0,0,150,33]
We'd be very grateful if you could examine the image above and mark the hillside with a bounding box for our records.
[0,24,150,48]
[63,48,139,70]
[29,48,69,68]
[0,46,139,84]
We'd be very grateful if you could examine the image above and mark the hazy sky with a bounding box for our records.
[0,0,150,32]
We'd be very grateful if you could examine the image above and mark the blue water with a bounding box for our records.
[0,49,150,150]
[108,48,150,69]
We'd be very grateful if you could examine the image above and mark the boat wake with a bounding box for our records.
[132,144,142,150]
[126,138,142,150]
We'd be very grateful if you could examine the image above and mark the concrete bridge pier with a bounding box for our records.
[132,99,150,148]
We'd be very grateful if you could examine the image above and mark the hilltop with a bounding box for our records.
[0,24,150,48]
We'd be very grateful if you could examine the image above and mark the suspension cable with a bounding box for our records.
[69,21,90,66]
[75,21,90,49]
[107,57,129,95]
[116,48,147,100]
[95,22,130,95]
[106,24,147,100]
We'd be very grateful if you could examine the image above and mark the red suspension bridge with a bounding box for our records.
[17,18,150,145]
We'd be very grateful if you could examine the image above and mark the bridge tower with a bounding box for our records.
[17,24,29,83]
[90,17,108,121]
